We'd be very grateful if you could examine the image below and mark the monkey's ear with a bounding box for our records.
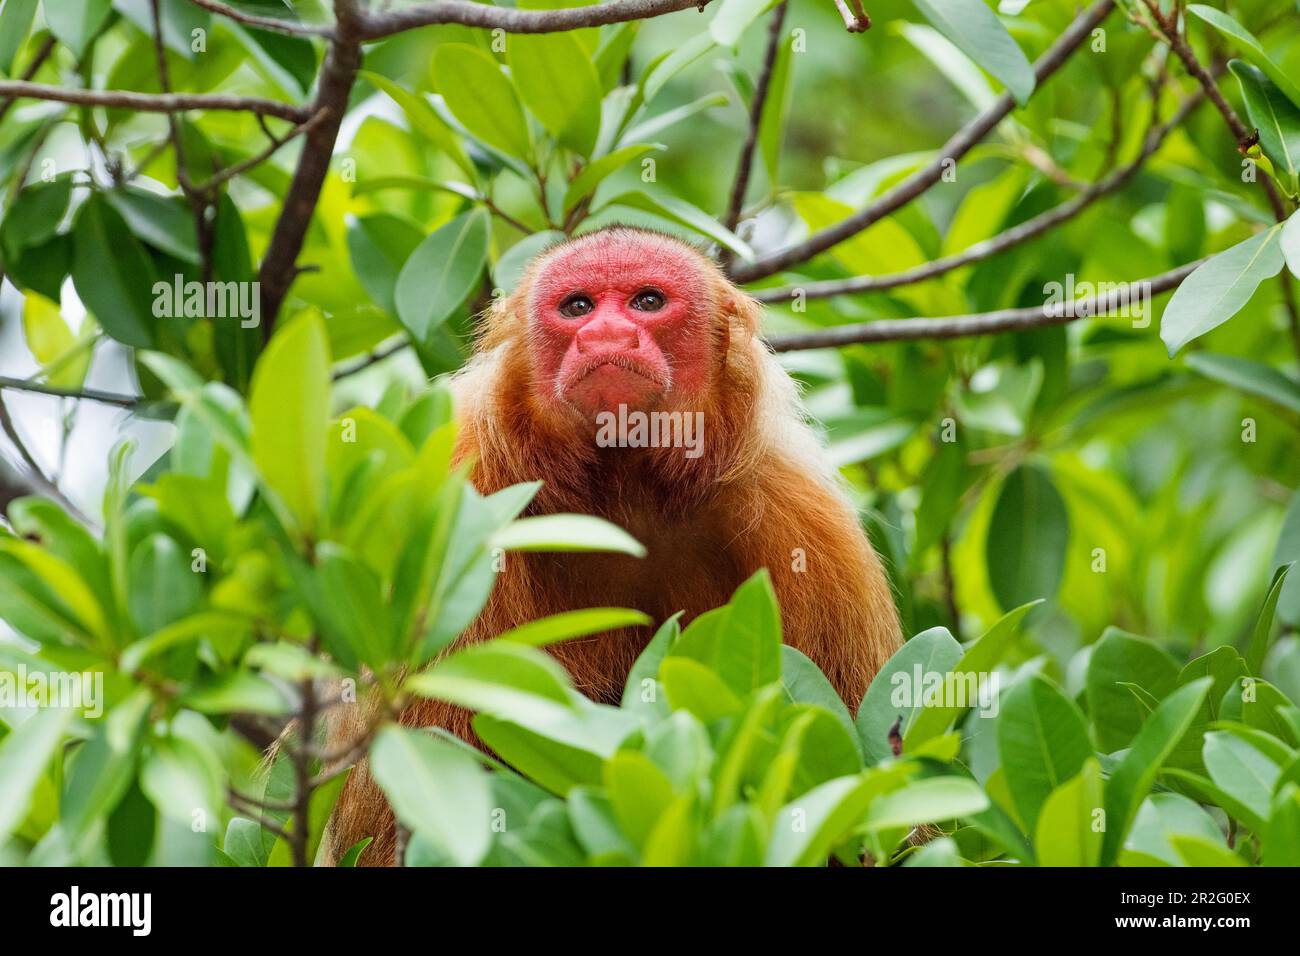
[480,290,526,350]
[721,290,763,340]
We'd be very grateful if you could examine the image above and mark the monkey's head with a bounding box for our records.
[513,228,743,420]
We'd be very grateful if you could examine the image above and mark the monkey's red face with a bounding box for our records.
[526,231,717,419]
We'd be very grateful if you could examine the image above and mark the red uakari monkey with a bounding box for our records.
[328,227,901,863]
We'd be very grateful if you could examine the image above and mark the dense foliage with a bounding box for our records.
[1,0,1299,866]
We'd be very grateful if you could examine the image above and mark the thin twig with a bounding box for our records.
[754,87,1205,304]
[150,0,214,283]
[291,667,318,867]
[1144,0,1300,358]
[358,0,716,39]
[0,376,138,408]
[0,394,93,524]
[764,258,1203,351]
[729,0,1117,284]
[257,0,365,336]
[0,81,309,122]
[721,2,787,256]
[332,338,411,381]
[187,0,336,37]
[226,791,292,842]
[0,35,57,126]
[191,107,330,193]
[832,0,870,33]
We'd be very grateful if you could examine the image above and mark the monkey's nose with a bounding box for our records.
[575,315,640,353]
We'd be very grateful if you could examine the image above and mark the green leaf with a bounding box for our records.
[104,186,200,264]
[905,600,1039,748]
[493,230,564,294]
[1265,784,1300,866]
[1034,758,1103,867]
[997,674,1093,832]
[61,690,151,837]
[1230,61,1300,193]
[360,70,474,181]
[1161,225,1285,355]
[0,0,39,74]
[1,179,71,255]
[127,534,203,636]
[474,706,636,795]
[1274,490,1300,627]
[346,213,426,318]
[309,542,394,669]
[1188,5,1300,108]
[709,0,778,48]
[857,626,962,763]
[1247,564,1293,675]
[563,144,663,214]
[430,43,532,161]
[600,190,754,258]
[491,513,646,556]
[0,537,111,647]
[249,310,331,537]
[985,464,1069,610]
[669,570,782,698]
[604,750,676,852]
[45,0,111,58]
[394,208,489,346]
[139,735,220,824]
[1123,791,1228,866]
[764,765,913,866]
[1283,210,1300,280]
[71,193,158,348]
[1086,627,1180,752]
[406,640,578,725]
[864,775,989,830]
[495,608,652,647]
[911,0,1035,105]
[780,646,858,750]
[0,707,73,845]
[1186,353,1300,416]
[371,726,492,867]
[1203,730,1280,823]
[621,613,681,715]
[22,293,93,390]
[337,837,373,868]
[757,32,792,185]
[659,656,744,722]
[1101,677,1212,866]
[507,33,601,157]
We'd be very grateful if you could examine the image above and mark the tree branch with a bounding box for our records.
[357,0,716,39]
[754,87,1205,304]
[0,393,93,525]
[257,1,365,336]
[1142,1,1300,357]
[191,107,330,193]
[0,81,309,122]
[832,0,871,34]
[729,0,1117,284]
[764,259,1203,351]
[150,0,215,283]
[332,337,411,381]
[0,35,56,126]
[721,2,788,251]
[187,0,336,38]
[0,376,139,408]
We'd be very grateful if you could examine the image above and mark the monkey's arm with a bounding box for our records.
[733,456,902,710]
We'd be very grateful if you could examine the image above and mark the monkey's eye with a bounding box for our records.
[630,288,666,312]
[558,294,594,318]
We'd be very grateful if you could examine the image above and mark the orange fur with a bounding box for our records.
[328,229,901,865]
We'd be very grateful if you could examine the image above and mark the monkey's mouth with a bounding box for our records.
[563,355,669,415]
